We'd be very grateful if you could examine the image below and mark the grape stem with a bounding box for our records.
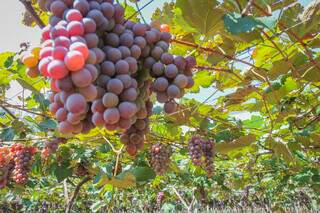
[18,0,45,29]
[135,2,147,24]
[1,101,50,118]
[171,187,195,212]
[65,176,91,213]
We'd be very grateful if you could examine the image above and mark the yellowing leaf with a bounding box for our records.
[215,134,256,154]
[96,172,136,189]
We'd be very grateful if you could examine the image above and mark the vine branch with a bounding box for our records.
[18,0,45,29]
[65,177,91,213]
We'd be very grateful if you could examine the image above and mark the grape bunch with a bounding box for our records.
[0,147,13,188]
[41,137,67,158]
[27,0,196,155]
[149,143,172,175]
[156,191,165,206]
[151,55,196,114]
[10,144,37,184]
[188,136,214,176]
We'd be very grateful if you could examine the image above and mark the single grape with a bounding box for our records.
[101,2,115,19]
[102,92,119,108]
[64,50,85,71]
[66,93,87,114]
[91,99,105,113]
[48,60,69,79]
[120,87,138,102]
[107,78,124,95]
[167,84,180,98]
[103,108,120,124]
[84,33,99,48]
[164,101,177,114]
[164,64,178,78]
[115,60,129,74]
[79,84,98,101]
[71,68,92,87]
[105,33,120,47]
[67,21,84,37]
[118,102,137,119]
[174,74,188,89]
[82,17,96,33]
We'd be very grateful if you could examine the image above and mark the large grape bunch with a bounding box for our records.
[24,0,196,155]
[149,143,172,175]
[188,136,214,176]
[10,144,37,185]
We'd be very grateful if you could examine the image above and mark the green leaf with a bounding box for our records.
[131,167,156,184]
[54,163,72,182]
[223,13,276,35]
[0,52,15,68]
[0,127,15,141]
[161,203,176,213]
[176,0,224,35]
[38,118,57,131]
[16,78,40,94]
[190,70,214,93]
[90,201,106,213]
[243,115,264,129]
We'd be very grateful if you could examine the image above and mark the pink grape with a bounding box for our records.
[103,108,120,124]
[82,17,96,33]
[66,9,83,22]
[71,68,92,87]
[91,99,105,113]
[67,21,84,37]
[52,46,68,60]
[92,112,105,126]
[79,84,98,101]
[40,47,53,59]
[118,102,137,119]
[54,36,71,48]
[55,108,67,121]
[50,26,68,39]
[48,60,69,79]
[66,93,87,114]
[70,42,89,60]
[64,50,85,71]
[58,121,74,134]
[38,57,52,77]
[50,1,67,18]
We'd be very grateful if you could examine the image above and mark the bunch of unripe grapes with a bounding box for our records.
[41,137,67,158]
[188,136,214,176]
[149,143,172,175]
[27,0,196,155]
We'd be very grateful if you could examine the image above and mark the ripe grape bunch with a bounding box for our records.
[188,136,214,176]
[24,0,196,155]
[156,191,165,206]
[41,137,67,158]
[0,147,13,188]
[0,144,37,187]
[149,143,172,175]
[11,144,37,184]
